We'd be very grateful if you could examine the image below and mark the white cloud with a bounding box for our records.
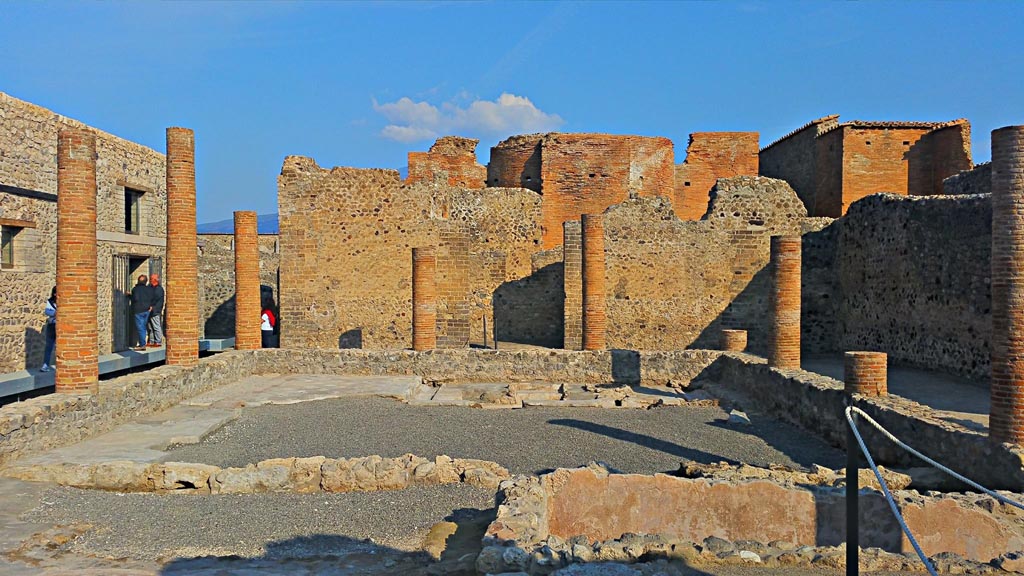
[372,93,564,142]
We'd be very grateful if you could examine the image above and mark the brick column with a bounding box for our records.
[563,220,583,350]
[581,214,606,351]
[412,246,437,351]
[55,128,98,394]
[721,329,747,352]
[991,125,1024,444]
[844,351,887,396]
[165,127,199,366]
[769,235,801,369]
[233,211,261,350]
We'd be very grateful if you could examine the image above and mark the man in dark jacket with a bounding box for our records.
[147,273,165,347]
[130,274,151,351]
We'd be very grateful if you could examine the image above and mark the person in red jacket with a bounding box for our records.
[260,293,278,348]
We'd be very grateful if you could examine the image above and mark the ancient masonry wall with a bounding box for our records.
[562,221,582,350]
[0,91,166,372]
[197,234,280,339]
[406,136,486,189]
[487,134,542,191]
[759,116,839,211]
[673,132,759,220]
[838,126,938,212]
[232,211,261,350]
[602,177,811,352]
[943,162,992,196]
[164,128,199,367]
[808,193,992,380]
[277,156,547,350]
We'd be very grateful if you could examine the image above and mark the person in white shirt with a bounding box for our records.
[41,286,57,372]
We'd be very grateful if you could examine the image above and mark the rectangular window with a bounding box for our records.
[124,188,143,234]
[1,227,17,269]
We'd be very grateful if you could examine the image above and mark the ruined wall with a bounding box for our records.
[0,91,166,371]
[943,162,991,196]
[197,234,281,338]
[487,134,542,192]
[914,121,973,196]
[673,132,759,220]
[603,177,808,352]
[277,156,545,350]
[838,126,932,213]
[406,136,486,189]
[813,128,845,217]
[759,116,839,213]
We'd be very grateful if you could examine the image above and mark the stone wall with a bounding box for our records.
[197,234,280,338]
[0,91,166,371]
[759,116,839,212]
[802,193,991,380]
[406,136,486,189]
[943,162,992,195]
[602,177,810,352]
[674,132,759,220]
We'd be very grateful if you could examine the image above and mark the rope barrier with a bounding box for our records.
[845,406,1024,575]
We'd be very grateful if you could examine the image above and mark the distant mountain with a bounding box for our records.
[197,213,279,234]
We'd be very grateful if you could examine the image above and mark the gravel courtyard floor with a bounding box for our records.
[166,396,845,473]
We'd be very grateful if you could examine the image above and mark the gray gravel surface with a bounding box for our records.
[24,483,494,561]
[167,397,843,473]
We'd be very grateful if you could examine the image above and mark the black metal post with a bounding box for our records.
[846,414,860,576]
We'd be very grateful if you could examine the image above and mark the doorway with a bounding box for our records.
[112,254,153,352]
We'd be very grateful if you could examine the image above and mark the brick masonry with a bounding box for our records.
[844,351,887,396]
[165,128,199,367]
[769,235,801,369]
[406,136,486,189]
[562,221,582,350]
[674,132,759,220]
[990,125,1024,444]
[435,223,471,348]
[721,329,747,352]
[0,92,166,371]
[197,234,279,339]
[412,246,437,351]
[55,128,99,393]
[581,214,606,350]
[233,211,261,350]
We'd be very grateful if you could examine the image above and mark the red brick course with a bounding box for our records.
[674,132,759,220]
[55,128,99,393]
[407,136,486,189]
[843,351,888,396]
[581,214,607,350]
[165,128,199,367]
[563,221,583,350]
[233,211,261,350]
[412,246,437,351]
[721,329,747,352]
[769,236,801,369]
[991,125,1024,444]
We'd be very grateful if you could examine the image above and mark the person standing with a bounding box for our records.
[40,286,57,372]
[260,294,278,348]
[130,274,151,351]
[147,273,165,347]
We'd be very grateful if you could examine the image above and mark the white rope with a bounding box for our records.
[845,405,1024,575]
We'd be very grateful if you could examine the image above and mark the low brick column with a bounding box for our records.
[165,127,199,367]
[721,329,747,352]
[769,235,801,369]
[55,128,99,394]
[412,247,437,351]
[991,125,1024,444]
[843,351,888,396]
[581,214,606,350]
[233,211,261,350]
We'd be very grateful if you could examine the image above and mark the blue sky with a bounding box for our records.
[1,1,1021,223]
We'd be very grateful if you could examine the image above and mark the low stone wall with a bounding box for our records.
[479,465,1024,574]
[711,353,1024,491]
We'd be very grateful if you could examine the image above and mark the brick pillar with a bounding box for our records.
[165,127,199,367]
[55,128,98,394]
[412,246,437,351]
[721,329,747,352]
[436,223,471,348]
[233,211,261,350]
[769,235,801,369]
[563,220,583,350]
[991,125,1024,444]
[581,214,606,351]
[844,351,888,396]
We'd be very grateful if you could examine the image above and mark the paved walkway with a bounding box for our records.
[802,356,989,432]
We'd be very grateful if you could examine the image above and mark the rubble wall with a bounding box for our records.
[197,234,281,338]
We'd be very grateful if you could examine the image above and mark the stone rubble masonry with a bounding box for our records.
[943,162,992,196]
[165,127,199,367]
[720,330,747,352]
[55,128,99,393]
[674,132,760,220]
[411,246,437,351]
[712,352,1024,492]
[406,136,486,189]
[843,351,887,397]
[562,221,583,350]
[581,214,606,350]
[769,236,801,369]
[990,125,1024,445]
[232,211,261,350]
